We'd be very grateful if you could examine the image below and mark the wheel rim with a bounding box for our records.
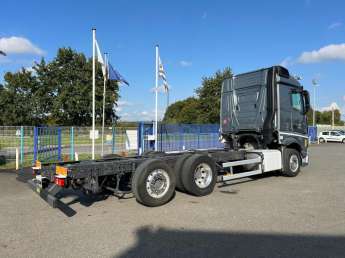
[194,163,212,189]
[146,169,170,198]
[289,154,299,173]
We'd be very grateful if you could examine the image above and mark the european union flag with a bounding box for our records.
[108,63,129,86]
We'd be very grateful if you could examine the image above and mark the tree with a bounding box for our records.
[306,107,343,126]
[196,68,232,123]
[163,68,232,123]
[164,98,201,123]
[0,47,119,126]
[0,69,39,125]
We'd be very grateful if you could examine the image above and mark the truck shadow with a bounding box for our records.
[57,189,135,217]
[116,227,345,258]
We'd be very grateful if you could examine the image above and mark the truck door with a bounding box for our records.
[290,91,306,134]
[279,84,307,135]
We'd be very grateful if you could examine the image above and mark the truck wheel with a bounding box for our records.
[282,148,301,177]
[174,154,192,192]
[132,159,176,207]
[181,154,217,196]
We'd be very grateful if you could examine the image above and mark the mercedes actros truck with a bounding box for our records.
[28,66,310,211]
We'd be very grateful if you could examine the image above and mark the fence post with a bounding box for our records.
[159,123,163,152]
[20,126,24,166]
[112,125,116,154]
[57,127,62,161]
[179,124,184,151]
[197,125,200,149]
[137,122,144,155]
[70,127,74,160]
[33,127,38,164]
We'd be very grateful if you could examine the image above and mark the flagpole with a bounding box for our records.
[92,28,96,160]
[155,45,159,151]
[167,88,169,110]
[101,53,107,157]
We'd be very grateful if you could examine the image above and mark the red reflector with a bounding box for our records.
[54,176,65,187]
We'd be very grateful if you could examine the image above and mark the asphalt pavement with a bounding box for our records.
[0,143,344,258]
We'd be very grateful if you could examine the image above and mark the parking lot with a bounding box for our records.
[0,143,344,258]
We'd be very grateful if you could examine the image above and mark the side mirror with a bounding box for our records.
[302,90,310,114]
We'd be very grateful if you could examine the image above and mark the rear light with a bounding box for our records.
[56,166,68,176]
[54,175,66,187]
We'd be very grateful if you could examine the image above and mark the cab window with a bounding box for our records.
[330,132,340,136]
[291,92,302,111]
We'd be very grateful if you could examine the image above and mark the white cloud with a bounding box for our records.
[180,60,192,67]
[115,106,122,112]
[280,57,293,67]
[328,22,342,30]
[321,102,340,111]
[297,43,345,63]
[117,100,132,106]
[24,66,35,72]
[0,36,45,56]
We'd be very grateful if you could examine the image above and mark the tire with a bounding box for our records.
[181,154,217,196]
[319,137,325,143]
[282,148,301,177]
[174,154,192,192]
[342,139,345,144]
[132,159,176,207]
[142,151,165,157]
[241,140,258,171]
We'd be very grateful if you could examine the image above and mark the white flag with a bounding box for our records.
[158,56,169,92]
[95,39,106,78]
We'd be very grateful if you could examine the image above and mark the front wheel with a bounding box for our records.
[282,148,301,177]
[319,137,325,143]
[132,159,176,207]
[342,139,345,144]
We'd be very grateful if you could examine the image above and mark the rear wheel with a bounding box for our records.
[181,154,217,196]
[132,159,176,207]
[342,139,345,144]
[282,148,301,177]
[174,154,192,192]
[319,137,325,143]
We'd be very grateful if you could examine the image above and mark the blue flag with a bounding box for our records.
[108,63,129,86]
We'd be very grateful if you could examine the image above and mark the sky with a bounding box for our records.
[1,0,345,121]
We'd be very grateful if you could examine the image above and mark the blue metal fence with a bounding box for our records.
[33,127,62,163]
[308,126,317,142]
[138,123,223,154]
[30,124,319,163]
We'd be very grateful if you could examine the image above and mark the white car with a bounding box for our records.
[318,131,345,143]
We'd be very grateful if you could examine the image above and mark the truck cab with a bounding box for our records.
[220,66,310,165]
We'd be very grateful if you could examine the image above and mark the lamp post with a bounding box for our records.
[311,79,319,127]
